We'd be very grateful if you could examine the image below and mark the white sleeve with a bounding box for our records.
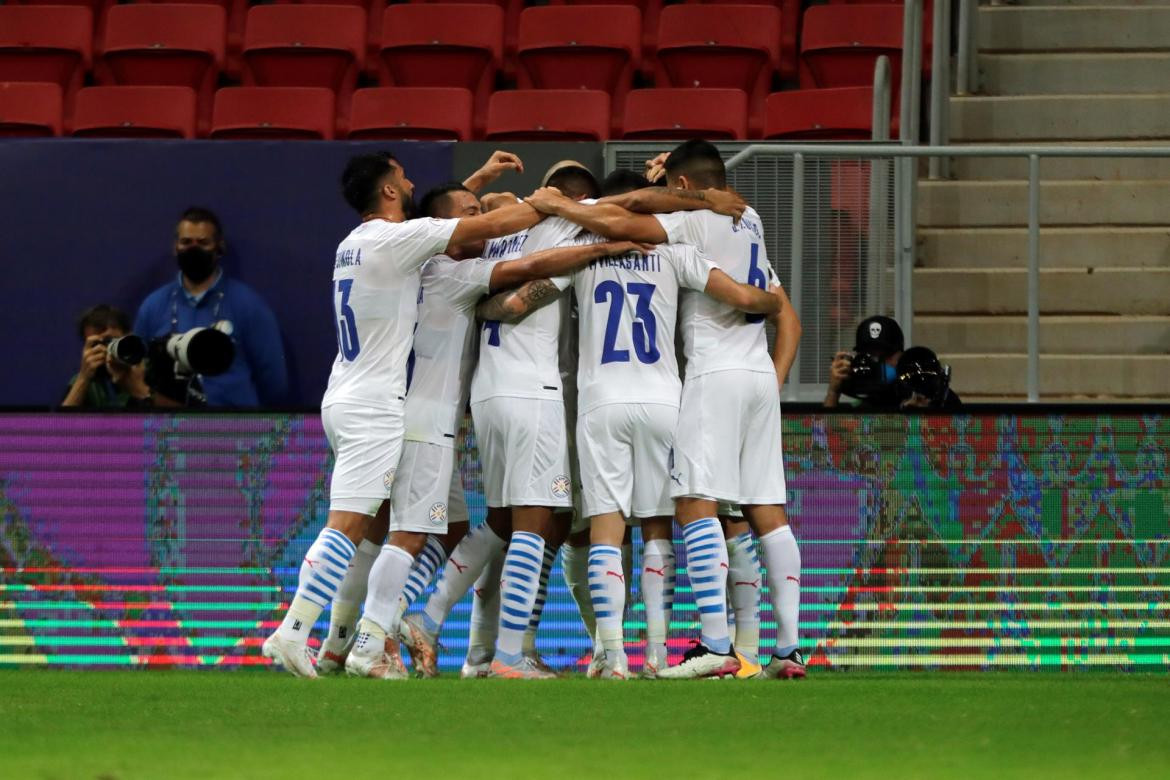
[675,246,717,292]
[434,257,497,312]
[653,210,707,247]
[551,275,573,292]
[370,217,459,272]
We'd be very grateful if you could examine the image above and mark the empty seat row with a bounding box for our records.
[0,3,908,134]
[0,83,885,141]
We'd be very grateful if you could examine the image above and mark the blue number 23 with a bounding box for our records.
[596,280,660,365]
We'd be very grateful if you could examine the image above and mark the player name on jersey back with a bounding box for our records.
[321,217,457,410]
[654,207,777,378]
[571,238,716,413]
[470,215,584,403]
[405,254,494,444]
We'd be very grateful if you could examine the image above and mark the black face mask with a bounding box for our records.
[177,247,218,283]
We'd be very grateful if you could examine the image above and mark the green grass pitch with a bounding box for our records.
[2,672,1168,779]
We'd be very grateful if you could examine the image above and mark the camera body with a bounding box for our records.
[841,350,898,403]
[102,334,147,366]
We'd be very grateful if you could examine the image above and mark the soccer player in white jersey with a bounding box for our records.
[525,139,805,679]
[479,218,780,681]
[261,152,552,678]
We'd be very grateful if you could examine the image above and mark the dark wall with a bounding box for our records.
[1,140,604,407]
[0,140,454,406]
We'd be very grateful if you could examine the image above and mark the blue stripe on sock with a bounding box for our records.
[501,605,530,619]
[511,549,542,566]
[507,561,540,577]
[501,621,527,631]
[320,536,354,559]
[304,582,333,604]
[698,603,725,614]
[322,529,356,552]
[511,533,543,550]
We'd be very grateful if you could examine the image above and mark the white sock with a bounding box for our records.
[277,527,356,644]
[759,525,801,657]
[588,544,626,658]
[523,543,558,655]
[495,531,545,663]
[561,543,596,645]
[362,544,415,635]
[422,522,506,635]
[641,538,674,667]
[388,534,446,627]
[467,547,504,665]
[621,543,634,613]
[726,531,761,663]
[323,538,380,647]
[682,518,730,653]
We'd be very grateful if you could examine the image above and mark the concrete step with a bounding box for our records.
[950,94,1170,142]
[918,180,1170,227]
[912,267,1170,314]
[979,6,1170,52]
[943,354,1169,399]
[918,226,1170,268]
[948,143,1170,180]
[916,315,1170,353]
[980,53,1170,95]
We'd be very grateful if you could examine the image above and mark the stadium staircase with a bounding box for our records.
[915,0,1170,400]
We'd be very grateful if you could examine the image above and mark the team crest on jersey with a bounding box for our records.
[551,475,571,499]
[383,468,397,491]
[428,502,448,525]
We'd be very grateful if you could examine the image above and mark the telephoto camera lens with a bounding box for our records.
[106,334,147,366]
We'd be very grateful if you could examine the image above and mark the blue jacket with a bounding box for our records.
[134,272,289,407]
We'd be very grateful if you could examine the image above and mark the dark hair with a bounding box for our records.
[601,170,651,197]
[176,206,224,244]
[664,139,726,189]
[419,182,473,219]
[77,304,131,340]
[546,166,600,200]
[341,152,399,215]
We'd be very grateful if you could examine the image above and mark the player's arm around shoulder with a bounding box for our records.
[487,240,654,293]
[703,269,782,315]
[447,201,543,252]
[770,283,801,389]
[525,187,667,244]
[603,186,746,223]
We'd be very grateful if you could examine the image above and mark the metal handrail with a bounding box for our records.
[872,55,892,142]
[724,143,1170,402]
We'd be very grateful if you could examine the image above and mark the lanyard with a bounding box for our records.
[170,287,225,334]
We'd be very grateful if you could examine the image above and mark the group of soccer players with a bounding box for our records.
[263,139,806,681]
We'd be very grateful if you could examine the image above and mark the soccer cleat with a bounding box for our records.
[262,633,317,679]
[640,657,660,680]
[600,653,629,681]
[524,650,557,677]
[762,649,807,680]
[587,647,606,679]
[489,656,558,679]
[345,633,409,680]
[656,641,741,680]
[460,660,492,678]
[315,636,354,675]
[399,614,440,678]
[734,649,764,680]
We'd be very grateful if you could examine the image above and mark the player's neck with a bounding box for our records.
[362,206,405,224]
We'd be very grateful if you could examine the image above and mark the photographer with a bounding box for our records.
[134,207,288,407]
[896,347,962,411]
[824,315,905,410]
[62,305,177,408]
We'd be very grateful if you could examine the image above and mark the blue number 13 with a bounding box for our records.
[333,279,360,361]
[596,280,660,365]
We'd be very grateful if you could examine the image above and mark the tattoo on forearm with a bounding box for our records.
[477,293,513,322]
[519,279,560,308]
[662,188,706,202]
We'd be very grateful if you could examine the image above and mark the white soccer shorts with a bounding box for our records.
[471,396,573,509]
[578,402,677,521]
[390,440,470,534]
[322,402,406,516]
[669,369,787,505]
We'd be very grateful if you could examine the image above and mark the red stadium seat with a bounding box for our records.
[347,86,473,140]
[764,86,892,140]
[379,4,502,137]
[485,89,609,141]
[516,5,640,136]
[800,5,903,89]
[99,4,225,134]
[71,85,197,138]
[13,0,115,60]
[407,0,524,80]
[145,0,250,79]
[0,6,92,107]
[210,86,335,139]
[827,0,932,78]
[622,88,747,140]
[655,5,781,136]
[0,81,62,137]
[546,0,661,80]
[682,0,799,83]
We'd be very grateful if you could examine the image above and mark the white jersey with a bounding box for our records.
[654,207,778,378]
[567,237,716,414]
[469,214,586,403]
[321,217,458,409]
[405,254,495,445]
